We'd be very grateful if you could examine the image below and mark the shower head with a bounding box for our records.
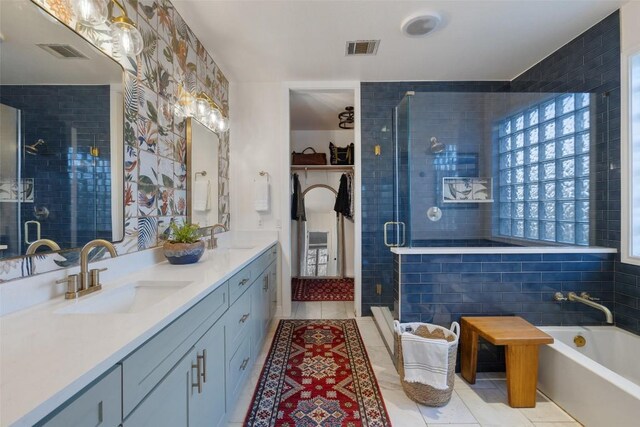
[430,137,445,153]
[25,139,45,155]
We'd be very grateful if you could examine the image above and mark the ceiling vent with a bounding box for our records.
[345,40,380,56]
[37,44,88,59]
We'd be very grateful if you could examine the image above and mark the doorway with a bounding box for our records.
[288,88,357,309]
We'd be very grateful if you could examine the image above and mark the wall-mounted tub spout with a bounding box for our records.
[567,292,614,324]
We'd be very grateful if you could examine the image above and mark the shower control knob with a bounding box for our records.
[553,292,567,301]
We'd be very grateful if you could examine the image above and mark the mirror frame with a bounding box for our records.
[0,1,126,261]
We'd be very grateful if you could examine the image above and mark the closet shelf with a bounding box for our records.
[291,165,354,172]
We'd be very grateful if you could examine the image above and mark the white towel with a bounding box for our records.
[396,322,451,390]
[193,180,210,211]
[254,177,269,212]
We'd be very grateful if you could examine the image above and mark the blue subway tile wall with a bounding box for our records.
[0,85,112,255]
[396,252,616,371]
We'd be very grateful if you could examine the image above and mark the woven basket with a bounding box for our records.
[394,322,459,407]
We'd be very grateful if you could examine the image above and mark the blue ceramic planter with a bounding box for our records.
[163,241,205,265]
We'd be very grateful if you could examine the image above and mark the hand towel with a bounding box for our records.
[193,180,210,211]
[399,323,450,390]
[254,176,270,212]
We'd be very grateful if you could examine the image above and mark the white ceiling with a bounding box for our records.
[173,0,626,83]
[290,90,354,130]
[0,0,122,85]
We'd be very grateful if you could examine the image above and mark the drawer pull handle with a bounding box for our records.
[192,355,203,394]
[239,278,249,286]
[201,349,207,383]
[239,313,250,323]
[263,275,268,291]
[240,357,250,371]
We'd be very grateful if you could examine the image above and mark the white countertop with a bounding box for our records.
[0,234,277,427]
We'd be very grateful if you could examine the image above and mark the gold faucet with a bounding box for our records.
[210,223,228,249]
[26,239,60,255]
[78,239,117,296]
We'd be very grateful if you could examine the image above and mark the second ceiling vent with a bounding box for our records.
[345,40,380,56]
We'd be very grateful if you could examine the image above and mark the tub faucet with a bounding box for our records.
[567,292,614,324]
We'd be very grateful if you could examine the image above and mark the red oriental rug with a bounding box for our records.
[244,319,392,427]
[292,278,354,301]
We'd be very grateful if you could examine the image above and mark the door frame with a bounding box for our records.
[280,81,361,317]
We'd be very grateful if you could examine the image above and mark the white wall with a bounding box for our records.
[621,2,640,265]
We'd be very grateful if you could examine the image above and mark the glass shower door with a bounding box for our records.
[386,93,412,248]
[0,103,22,257]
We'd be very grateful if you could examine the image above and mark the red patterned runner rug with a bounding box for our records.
[244,319,392,427]
[292,278,354,301]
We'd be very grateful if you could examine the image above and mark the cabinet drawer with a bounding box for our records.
[228,266,252,303]
[37,366,121,427]
[122,283,228,416]
[226,335,252,409]
[225,287,252,354]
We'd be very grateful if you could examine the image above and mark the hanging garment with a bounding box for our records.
[334,173,352,219]
[347,173,355,222]
[291,173,306,221]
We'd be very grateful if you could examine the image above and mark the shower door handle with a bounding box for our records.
[24,221,41,245]
[383,221,405,247]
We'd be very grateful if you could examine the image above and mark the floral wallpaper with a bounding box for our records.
[0,0,230,282]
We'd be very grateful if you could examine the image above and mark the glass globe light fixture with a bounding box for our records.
[195,96,212,122]
[71,0,108,27]
[111,15,144,57]
[217,116,229,133]
[209,109,222,128]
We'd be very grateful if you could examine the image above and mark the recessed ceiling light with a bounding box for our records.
[401,13,441,38]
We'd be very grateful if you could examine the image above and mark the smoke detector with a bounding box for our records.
[401,13,441,37]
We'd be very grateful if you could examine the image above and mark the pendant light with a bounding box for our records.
[69,0,144,57]
[71,0,108,26]
[110,1,144,57]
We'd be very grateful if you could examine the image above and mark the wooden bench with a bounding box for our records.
[460,316,554,408]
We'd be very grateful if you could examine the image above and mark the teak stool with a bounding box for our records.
[460,316,554,408]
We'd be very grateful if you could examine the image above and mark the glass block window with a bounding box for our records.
[498,94,590,245]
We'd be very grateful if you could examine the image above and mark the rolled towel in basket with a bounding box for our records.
[400,327,450,390]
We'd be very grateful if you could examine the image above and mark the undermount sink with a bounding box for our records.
[55,280,192,315]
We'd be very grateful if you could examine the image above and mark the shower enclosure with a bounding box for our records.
[370,91,599,348]
[388,91,595,249]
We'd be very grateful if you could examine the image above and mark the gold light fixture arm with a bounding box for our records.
[109,0,134,25]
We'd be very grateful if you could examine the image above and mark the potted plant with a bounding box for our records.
[163,221,205,265]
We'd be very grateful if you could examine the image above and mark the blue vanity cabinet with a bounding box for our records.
[122,349,191,427]
[36,366,122,427]
[189,320,227,427]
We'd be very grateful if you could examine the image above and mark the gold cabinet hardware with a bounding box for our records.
[263,275,268,292]
[191,355,203,394]
[239,313,250,323]
[201,350,207,383]
[239,357,250,371]
[574,335,586,347]
[239,278,249,286]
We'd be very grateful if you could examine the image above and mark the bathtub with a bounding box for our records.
[538,326,640,427]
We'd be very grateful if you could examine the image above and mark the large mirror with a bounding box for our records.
[298,185,342,277]
[187,118,219,227]
[0,0,124,260]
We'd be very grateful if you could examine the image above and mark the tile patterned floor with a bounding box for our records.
[226,302,580,427]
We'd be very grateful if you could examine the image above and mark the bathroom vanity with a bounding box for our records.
[0,236,278,427]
